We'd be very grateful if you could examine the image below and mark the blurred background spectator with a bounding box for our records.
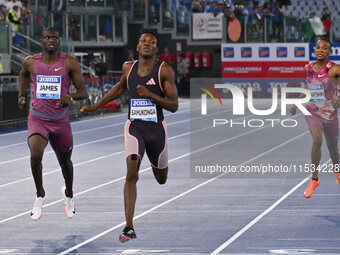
[0,0,6,22]
[321,6,332,40]
[6,3,22,45]
[127,49,135,61]
[191,0,203,13]
[176,52,189,96]
[160,46,174,65]
[205,0,217,14]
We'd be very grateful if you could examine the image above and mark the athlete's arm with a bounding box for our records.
[329,64,340,108]
[67,56,88,99]
[137,63,178,113]
[290,64,309,115]
[80,62,130,114]
[57,56,87,108]
[18,56,34,110]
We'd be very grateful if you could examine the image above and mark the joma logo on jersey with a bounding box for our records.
[132,99,155,107]
[39,85,58,91]
[308,84,322,90]
[37,76,60,83]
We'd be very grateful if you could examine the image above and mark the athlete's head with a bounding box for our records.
[315,39,331,61]
[137,31,158,59]
[40,27,60,53]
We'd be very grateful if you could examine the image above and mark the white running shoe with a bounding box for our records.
[61,186,75,218]
[31,195,45,220]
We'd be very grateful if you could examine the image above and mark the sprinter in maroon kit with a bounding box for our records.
[18,27,87,220]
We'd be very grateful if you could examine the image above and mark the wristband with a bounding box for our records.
[18,95,25,99]
[66,94,73,101]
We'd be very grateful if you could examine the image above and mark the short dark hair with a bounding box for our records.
[139,30,159,46]
[317,38,331,48]
[41,27,59,39]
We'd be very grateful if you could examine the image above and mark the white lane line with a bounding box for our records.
[0,152,187,225]
[57,130,309,255]
[0,98,270,149]
[69,104,197,135]
[0,110,257,188]
[210,179,309,254]
[0,151,124,189]
[0,135,124,165]
[0,128,128,150]
[0,103,196,150]
[0,112,126,138]
[58,157,210,255]
[209,160,331,255]
[0,114,178,150]
[0,111,303,188]
[0,111,284,222]
[0,101,191,138]
[0,106,235,163]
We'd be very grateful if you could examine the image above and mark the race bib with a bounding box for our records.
[308,83,325,104]
[130,99,157,122]
[36,75,61,99]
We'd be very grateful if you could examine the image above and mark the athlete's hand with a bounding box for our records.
[80,105,97,115]
[57,95,72,108]
[137,84,151,98]
[18,96,26,110]
[290,105,297,115]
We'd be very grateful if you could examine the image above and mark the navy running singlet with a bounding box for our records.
[127,60,166,123]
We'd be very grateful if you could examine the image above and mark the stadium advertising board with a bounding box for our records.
[193,13,223,40]
[221,43,309,78]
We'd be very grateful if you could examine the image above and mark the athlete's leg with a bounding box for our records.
[152,166,168,184]
[324,117,340,168]
[55,150,74,197]
[303,116,323,198]
[324,118,340,183]
[148,120,168,184]
[124,154,141,228]
[120,120,144,241]
[325,136,339,166]
[50,115,74,197]
[28,134,48,197]
[304,124,322,198]
[309,125,323,180]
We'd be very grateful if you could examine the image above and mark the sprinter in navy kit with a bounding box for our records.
[80,31,178,242]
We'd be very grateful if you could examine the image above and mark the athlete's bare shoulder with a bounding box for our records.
[66,55,77,61]
[160,61,175,79]
[328,63,340,78]
[23,55,34,66]
[65,55,79,66]
[160,61,172,70]
[122,61,135,75]
[64,55,81,75]
[22,56,35,73]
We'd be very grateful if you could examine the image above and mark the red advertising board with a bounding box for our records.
[221,61,308,78]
